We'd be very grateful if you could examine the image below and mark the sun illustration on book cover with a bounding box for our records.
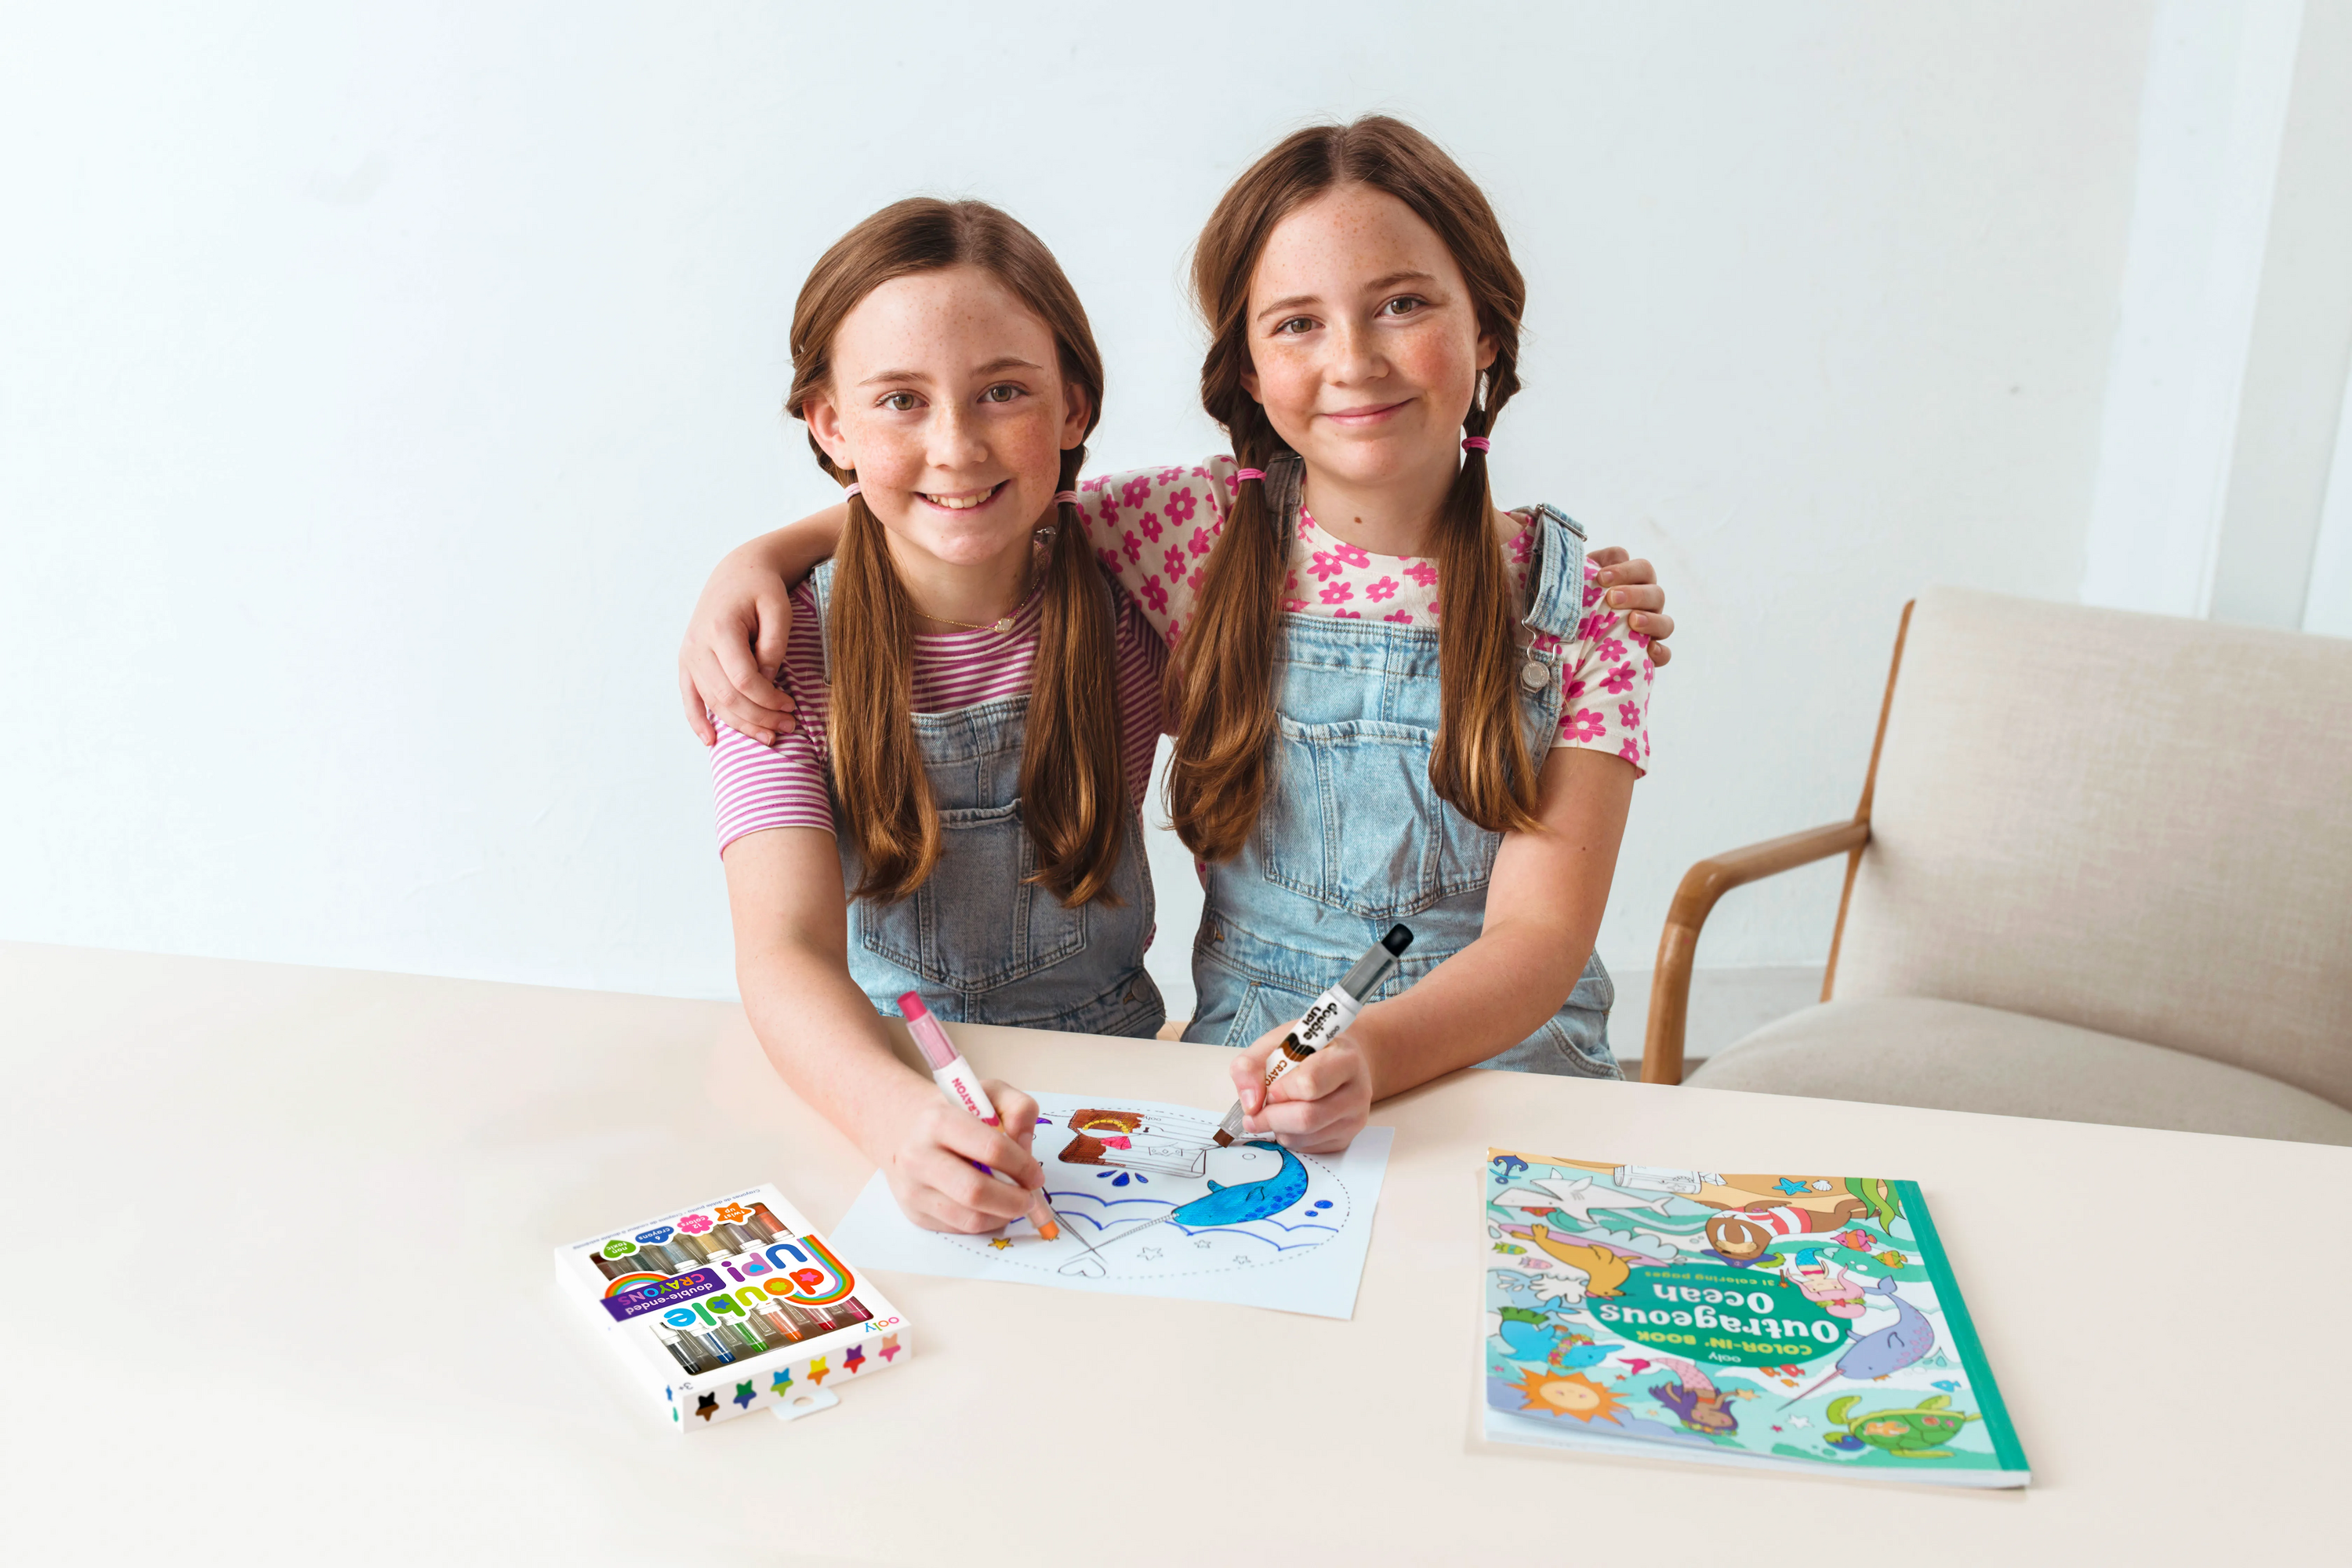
[1514,1367,1626,1424]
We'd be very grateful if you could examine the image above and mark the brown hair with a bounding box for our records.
[785,198,1126,906]
[1167,117,1537,862]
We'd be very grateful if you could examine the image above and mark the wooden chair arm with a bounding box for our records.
[1639,819,1869,1085]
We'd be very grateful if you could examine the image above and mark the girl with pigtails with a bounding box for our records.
[695,119,1679,1197]
[721,197,1171,1233]
[1158,117,1643,1136]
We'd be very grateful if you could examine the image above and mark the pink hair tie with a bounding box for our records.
[1461,437,1491,453]
[844,481,862,497]
[1053,489,1080,506]
[1233,467,1267,482]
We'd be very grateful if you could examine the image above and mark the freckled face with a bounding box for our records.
[803,267,1087,572]
[1240,184,1496,492]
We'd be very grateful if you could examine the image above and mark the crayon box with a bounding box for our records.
[554,1183,909,1431]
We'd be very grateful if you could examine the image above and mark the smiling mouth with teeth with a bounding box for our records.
[919,481,1008,511]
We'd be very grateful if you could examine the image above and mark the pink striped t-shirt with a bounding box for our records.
[712,575,1168,854]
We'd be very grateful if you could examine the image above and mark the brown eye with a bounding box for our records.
[881,392,919,412]
[1382,296,1426,317]
[1276,317,1314,336]
[980,383,1020,404]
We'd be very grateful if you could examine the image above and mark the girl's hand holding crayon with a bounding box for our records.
[875,1076,1051,1234]
[1229,1024,1374,1155]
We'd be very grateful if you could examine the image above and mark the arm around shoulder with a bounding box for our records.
[680,504,851,746]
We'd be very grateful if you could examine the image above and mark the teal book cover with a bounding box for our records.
[1481,1149,2027,1486]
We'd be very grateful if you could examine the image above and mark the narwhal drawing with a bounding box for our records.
[1779,1276,1936,1406]
[1059,1140,1308,1275]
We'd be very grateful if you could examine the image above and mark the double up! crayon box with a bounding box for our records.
[554,1183,908,1431]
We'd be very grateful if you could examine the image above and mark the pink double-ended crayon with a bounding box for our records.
[898,991,1062,1241]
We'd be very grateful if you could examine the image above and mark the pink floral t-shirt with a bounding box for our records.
[1076,456,1653,771]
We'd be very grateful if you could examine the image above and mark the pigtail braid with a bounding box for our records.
[1021,444,1128,904]
[829,481,940,900]
[1166,400,1288,862]
[1427,373,1541,834]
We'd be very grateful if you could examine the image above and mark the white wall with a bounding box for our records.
[0,2,2154,1018]
[2082,0,2352,631]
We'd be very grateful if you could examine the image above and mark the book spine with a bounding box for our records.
[1899,1179,2031,1476]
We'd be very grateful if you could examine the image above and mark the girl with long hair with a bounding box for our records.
[719,198,1167,1232]
[691,119,1679,1163]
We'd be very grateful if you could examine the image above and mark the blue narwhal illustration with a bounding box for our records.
[1780,1276,1936,1406]
[1169,1141,1309,1228]
[1057,1139,1312,1276]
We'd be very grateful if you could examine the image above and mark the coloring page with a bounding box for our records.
[829,1094,1392,1319]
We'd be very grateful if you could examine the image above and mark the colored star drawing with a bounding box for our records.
[878,1334,901,1363]
[714,1203,750,1223]
[844,1344,866,1374]
[807,1356,829,1385]
[988,1237,1013,1250]
[1772,1178,1812,1196]
[770,1368,793,1395]
[695,1393,719,1421]
[1138,1247,1162,1261]
[732,1380,757,1410]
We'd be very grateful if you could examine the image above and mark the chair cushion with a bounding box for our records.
[1686,996,2352,1145]
[1834,587,2352,1109]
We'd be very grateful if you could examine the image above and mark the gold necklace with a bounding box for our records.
[913,559,1035,634]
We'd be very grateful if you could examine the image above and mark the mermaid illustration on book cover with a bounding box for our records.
[1481,1150,2027,1483]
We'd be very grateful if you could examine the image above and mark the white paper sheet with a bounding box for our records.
[829,1093,1392,1319]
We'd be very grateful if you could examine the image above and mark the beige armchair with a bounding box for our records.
[1645,587,2352,1145]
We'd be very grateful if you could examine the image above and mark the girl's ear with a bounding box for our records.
[803,390,856,472]
[1059,381,1093,449]
[1475,329,1499,372]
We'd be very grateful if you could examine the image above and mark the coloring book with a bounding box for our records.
[829,1093,1391,1319]
[1480,1149,2027,1486]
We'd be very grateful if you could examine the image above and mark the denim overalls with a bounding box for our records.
[1182,456,1620,1077]
[810,560,1165,1036]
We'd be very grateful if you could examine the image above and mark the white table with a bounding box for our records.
[3,942,2340,1565]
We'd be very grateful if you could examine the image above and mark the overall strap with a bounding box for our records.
[1520,503,1588,641]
